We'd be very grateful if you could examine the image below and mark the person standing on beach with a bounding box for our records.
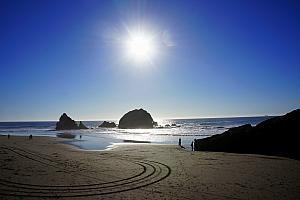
[191,141,194,151]
[178,138,181,146]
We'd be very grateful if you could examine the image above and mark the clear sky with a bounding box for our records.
[0,0,299,121]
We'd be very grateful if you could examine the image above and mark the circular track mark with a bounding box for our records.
[0,146,171,198]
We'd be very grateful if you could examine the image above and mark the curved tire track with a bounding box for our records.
[0,146,171,198]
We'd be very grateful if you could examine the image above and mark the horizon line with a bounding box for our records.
[0,114,277,123]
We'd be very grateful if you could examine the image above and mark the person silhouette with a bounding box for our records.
[178,138,181,146]
[191,141,194,151]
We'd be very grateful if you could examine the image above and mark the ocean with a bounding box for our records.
[0,116,273,150]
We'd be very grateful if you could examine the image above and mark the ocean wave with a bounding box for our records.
[0,117,270,150]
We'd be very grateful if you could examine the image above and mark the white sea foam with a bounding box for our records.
[0,116,273,150]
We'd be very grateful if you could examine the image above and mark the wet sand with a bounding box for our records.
[0,135,299,199]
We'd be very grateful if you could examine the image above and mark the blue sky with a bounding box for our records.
[0,0,299,121]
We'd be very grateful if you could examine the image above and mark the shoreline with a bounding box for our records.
[0,134,298,160]
[0,116,272,152]
[1,136,299,199]
[1,134,299,161]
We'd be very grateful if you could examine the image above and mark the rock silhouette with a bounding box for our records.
[78,121,88,129]
[99,121,116,128]
[56,113,88,130]
[194,109,300,160]
[119,109,155,129]
[56,113,78,130]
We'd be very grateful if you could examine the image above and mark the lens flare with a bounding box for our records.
[125,31,156,63]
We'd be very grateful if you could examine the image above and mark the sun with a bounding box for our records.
[125,31,156,63]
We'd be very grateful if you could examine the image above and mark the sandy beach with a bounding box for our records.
[0,136,299,200]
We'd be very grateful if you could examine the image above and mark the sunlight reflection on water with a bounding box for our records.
[0,117,272,150]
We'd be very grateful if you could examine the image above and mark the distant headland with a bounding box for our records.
[194,109,300,160]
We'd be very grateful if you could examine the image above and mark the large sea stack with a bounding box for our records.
[194,109,300,160]
[56,113,88,130]
[119,109,155,129]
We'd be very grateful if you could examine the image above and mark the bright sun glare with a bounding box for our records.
[125,31,156,63]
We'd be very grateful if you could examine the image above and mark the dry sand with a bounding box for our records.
[0,135,299,200]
